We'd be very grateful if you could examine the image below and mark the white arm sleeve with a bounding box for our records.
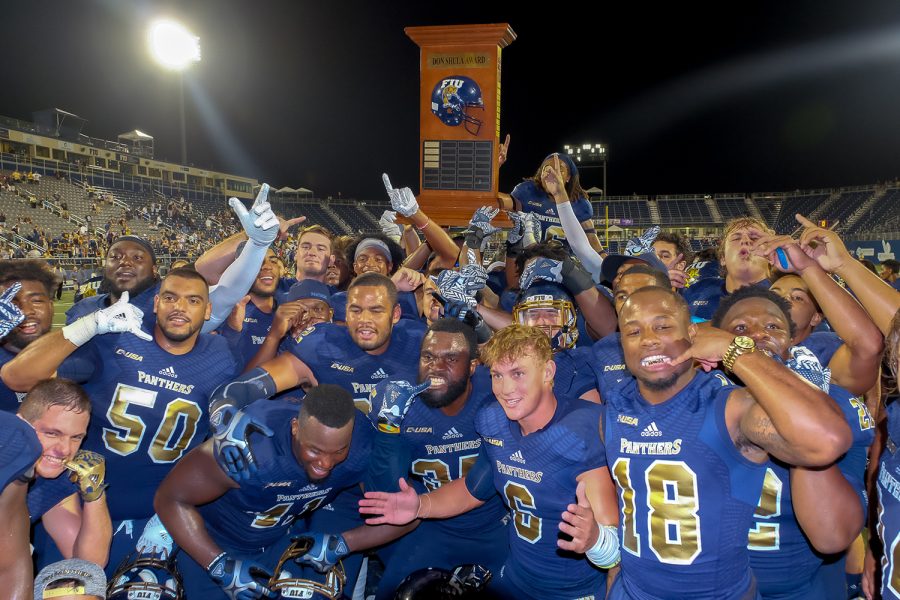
[203,241,270,332]
[557,200,604,282]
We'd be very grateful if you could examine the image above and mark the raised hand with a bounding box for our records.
[541,155,569,202]
[293,532,349,573]
[669,326,737,372]
[359,478,421,525]
[379,210,402,241]
[464,206,501,251]
[0,282,25,338]
[63,291,152,346]
[750,234,815,274]
[372,379,431,433]
[226,295,253,332]
[210,405,275,482]
[795,214,852,274]
[506,211,527,246]
[519,257,564,291]
[625,225,660,256]
[230,183,280,247]
[498,134,511,166]
[382,173,419,218]
[64,450,107,502]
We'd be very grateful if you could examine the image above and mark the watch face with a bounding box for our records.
[734,336,755,349]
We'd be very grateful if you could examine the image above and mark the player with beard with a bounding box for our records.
[300,319,509,599]
[2,268,240,576]
[361,325,619,600]
[207,272,425,593]
[20,379,112,568]
[599,286,852,600]
[0,260,58,412]
[683,217,774,320]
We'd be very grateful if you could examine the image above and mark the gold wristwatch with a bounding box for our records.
[722,336,756,372]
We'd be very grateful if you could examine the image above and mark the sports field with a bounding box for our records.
[53,290,75,328]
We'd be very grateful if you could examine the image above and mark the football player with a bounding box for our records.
[220,246,284,368]
[155,385,376,599]
[314,319,510,599]
[0,260,58,412]
[683,217,775,320]
[361,325,620,600]
[2,268,240,575]
[0,409,43,599]
[711,287,872,598]
[21,379,112,567]
[754,234,884,395]
[602,286,851,599]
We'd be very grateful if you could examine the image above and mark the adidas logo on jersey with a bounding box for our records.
[371,368,388,380]
[298,483,318,492]
[158,366,178,379]
[442,427,463,440]
[509,450,526,464]
[641,422,662,437]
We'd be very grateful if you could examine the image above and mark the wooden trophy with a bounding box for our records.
[404,24,516,227]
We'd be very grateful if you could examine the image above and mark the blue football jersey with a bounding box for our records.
[56,332,239,521]
[797,331,842,368]
[368,366,507,535]
[682,278,771,321]
[748,384,873,599]
[27,475,79,524]
[0,410,41,489]
[0,346,26,412]
[589,332,629,401]
[878,401,900,600]
[511,180,593,248]
[473,394,607,598]
[604,370,766,600]
[201,400,373,554]
[281,320,425,412]
[219,300,275,368]
[553,346,598,399]
[65,282,160,332]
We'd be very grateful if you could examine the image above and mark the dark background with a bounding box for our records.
[4,0,900,198]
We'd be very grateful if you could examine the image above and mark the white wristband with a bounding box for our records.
[585,524,620,569]
[61,314,98,347]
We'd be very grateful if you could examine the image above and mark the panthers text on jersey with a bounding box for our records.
[56,331,239,520]
[470,394,608,599]
[604,370,766,600]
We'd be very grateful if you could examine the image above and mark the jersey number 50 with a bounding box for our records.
[103,383,202,463]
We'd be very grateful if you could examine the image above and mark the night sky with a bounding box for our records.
[4,0,900,199]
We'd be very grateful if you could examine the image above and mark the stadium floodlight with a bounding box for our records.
[148,20,201,71]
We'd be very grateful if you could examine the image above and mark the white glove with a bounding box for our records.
[382,173,419,218]
[522,212,541,248]
[62,291,153,346]
[229,183,279,247]
[380,210,402,242]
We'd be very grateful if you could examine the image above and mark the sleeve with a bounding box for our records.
[55,341,100,382]
[364,432,413,493]
[464,446,496,501]
[557,200,603,282]
[204,241,274,333]
[0,412,41,489]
